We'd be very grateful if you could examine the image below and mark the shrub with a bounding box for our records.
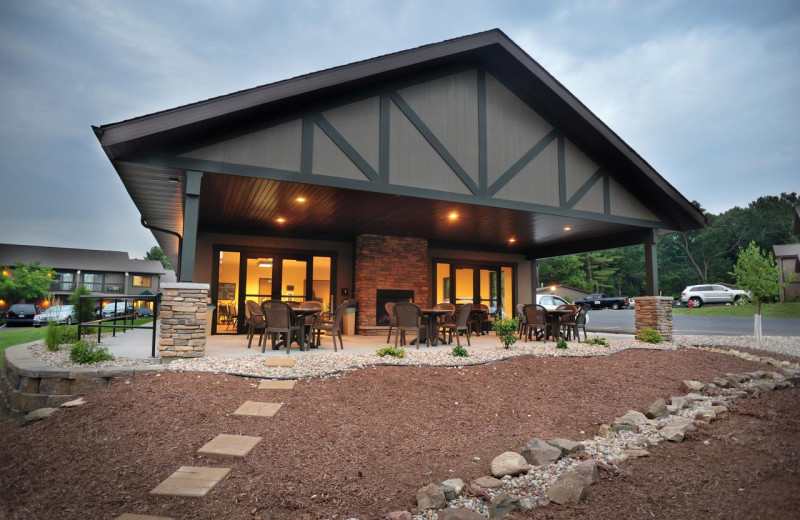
[58,326,79,345]
[492,316,519,349]
[636,328,663,344]
[69,285,95,324]
[452,345,469,357]
[376,345,406,358]
[556,337,568,349]
[583,337,610,347]
[69,340,113,364]
[44,321,60,351]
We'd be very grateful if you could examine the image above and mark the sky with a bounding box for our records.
[0,0,798,258]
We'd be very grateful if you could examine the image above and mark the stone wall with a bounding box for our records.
[634,296,674,341]
[354,234,430,335]
[159,282,210,358]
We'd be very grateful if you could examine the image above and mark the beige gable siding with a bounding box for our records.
[609,177,659,221]
[572,180,605,213]
[180,119,302,171]
[312,125,371,181]
[564,139,599,198]
[493,139,559,205]
[321,96,380,171]
[398,69,479,185]
[485,73,553,186]
[388,100,471,194]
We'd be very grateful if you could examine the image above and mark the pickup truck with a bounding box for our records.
[573,294,630,310]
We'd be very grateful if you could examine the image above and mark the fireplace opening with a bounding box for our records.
[376,289,414,325]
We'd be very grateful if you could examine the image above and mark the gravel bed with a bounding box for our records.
[26,342,159,369]
[674,335,800,359]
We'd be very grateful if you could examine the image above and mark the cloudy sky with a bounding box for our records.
[1,0,797,258]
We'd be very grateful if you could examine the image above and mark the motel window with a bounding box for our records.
[132,275,151,288]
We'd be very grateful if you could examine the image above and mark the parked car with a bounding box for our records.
[680,284,749,307]
[135,306,153,317]
[33,305,76,327]
[5,303,39,327]
[573,294,630,310]
[101,301,134,318]
[535,294,571,310]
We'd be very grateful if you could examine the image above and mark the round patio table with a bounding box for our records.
[410,308,451,346]
[546,309,575,341]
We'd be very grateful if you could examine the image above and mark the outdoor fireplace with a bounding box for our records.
[375,289,414,325]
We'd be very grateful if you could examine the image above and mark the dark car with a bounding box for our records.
[6,303,39,327]
[135,306,153,317]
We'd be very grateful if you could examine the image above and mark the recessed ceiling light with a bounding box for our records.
[257,261,273,268]
[508,238,517,244]
[448,212,458,220]
[295,196,306,203]
[276,217,286,223]
[563,226,572,231]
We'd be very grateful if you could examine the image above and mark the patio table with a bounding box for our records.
[411,308,451,346]
[545,309,575,341]
[263,307,320,351]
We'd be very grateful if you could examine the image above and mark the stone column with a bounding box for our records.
[634,296,674,341]
[159,282,209,359]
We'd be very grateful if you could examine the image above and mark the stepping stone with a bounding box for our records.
[264,357,294,367]
[116,515,174,520]
[150,466,231,497]
[197,434,262,459]
[233,401,282,417]
[258,380,295,390]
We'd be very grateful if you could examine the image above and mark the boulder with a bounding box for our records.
[764,371,785,381]
[724,373,748,384]
[597,424,615,438]
[695,409,717,423]
[438,509,486,520]
[778,367,800,381]
[519,498,535,510]
[23,407,57,425]
[666,405,678,414]
[547,439,582,455]
[416,483,447,510]
[684,393,710,404]
[386,512,412,520]
[520,438,562,466]
[709,405,729,414]
[712,377,732,389]
[659,420,695,442]
[439,478,466,501]
[489,491,520,518]
[612,410,646,432]
[645,399,669,419]
[547,471,587,505]
[670,397,688,409]
[682,380,707,394]
[471,475,503,492]
[490,451,529,477]
[60,397,86,408]
[574,460,599,486]
[756,382,776,392]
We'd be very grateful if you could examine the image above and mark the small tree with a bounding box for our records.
[144,246,173,270]
[492,316,520,349]
[0,262,57,303]
[69,285,96,324]
[731,241,788,341]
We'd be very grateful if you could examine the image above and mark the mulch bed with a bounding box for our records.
[0,348,796,519]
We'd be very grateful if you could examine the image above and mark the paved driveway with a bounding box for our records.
[588,309,800,336]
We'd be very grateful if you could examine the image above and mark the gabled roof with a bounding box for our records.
[0,243,166,274]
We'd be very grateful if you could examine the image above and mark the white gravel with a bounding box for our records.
[26,342,159,369]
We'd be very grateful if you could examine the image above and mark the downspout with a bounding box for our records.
[140,217,183,280]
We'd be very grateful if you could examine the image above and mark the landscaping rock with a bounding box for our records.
[725,373,748,384]
[597,424,615,438]
[416,483,447,510]
[778,367,800,381]
[709,405,729,414]
[547,438,582,455]
[712,377,732,388]
[659,420,695,442]
[386,512,412,520]
[623,449,650,459]
[682,380,707,394]
[756,382,776,392]
[438,509,486,520]
[520,438,562,466]
[23,407,57,424]
[491,451,529,477]
[547,471,587,505]
[575,460,599,486]
[645,398,669,419]
[666,405,678,414]
[695,409,717,423]
[489,491,520,518]
[60,397,86,408]
[612,410,646,432]
[764,371,785,381]
[519,498,535,510]
[439,478,466,501]
[684,393,710,404]
[471,476,504,492]
[671,397,688,409]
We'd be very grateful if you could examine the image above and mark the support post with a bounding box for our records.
[644,229,659,296]
[179,170,203,282]
[531,259,539,302]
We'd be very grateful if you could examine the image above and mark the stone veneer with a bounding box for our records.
[159,282,210,358]
[634,296,674,342]
[354,234,430,335]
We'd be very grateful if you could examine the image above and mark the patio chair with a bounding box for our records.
[261,300,305,355]
[523,304,550,342]
[556,304,579,340]
[394,302,428,349]
[473,303,490,335]
[385,301,397,343]
[313,301,348,352]
[563,304,590,342]
[440,303,472,347]
[299,301,323,347]
[433,302,456,328]
[516,303,528,338]
[245,300,265,348]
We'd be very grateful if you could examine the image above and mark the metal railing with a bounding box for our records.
[77,294,160,358]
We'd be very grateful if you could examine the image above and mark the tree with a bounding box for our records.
[0,262,57,303]
[69,285,96,324]
[731,242,787,341]
[144,246,173,270]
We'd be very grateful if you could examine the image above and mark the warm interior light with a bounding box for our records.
[257,260,273,268]
[563,226,572,231]
[1,270,9,277]
[295,196,306,203]
[508,238,516,243]
[448,212,458,220]
[276,217,286,223]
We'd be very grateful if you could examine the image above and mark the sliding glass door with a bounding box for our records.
[434,261,514,317]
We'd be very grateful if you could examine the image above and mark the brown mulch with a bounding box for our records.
[0,348,796,520]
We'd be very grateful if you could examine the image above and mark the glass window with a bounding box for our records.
[436,263,451,303]
[132,275,151,287]
[501,266,513,318]
[455,267,474,304]
[217,251,240,334]
[281,259,307,303]
[312,256,332,313]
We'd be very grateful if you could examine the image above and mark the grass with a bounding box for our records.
[673,302,800,318]
[0,318,153,368]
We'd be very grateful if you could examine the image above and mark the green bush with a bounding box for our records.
[556,337,568,349]
[58,326,79,345]
[44,321,60,351]
[636,328,663,344]
[492,316,520,349]
[69,340,114,364]
[376,345,406,358]
[452,345,469,357]
[69,285,96,324]
[583,337,610,347]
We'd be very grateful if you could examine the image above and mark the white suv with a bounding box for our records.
[680,284,749,307]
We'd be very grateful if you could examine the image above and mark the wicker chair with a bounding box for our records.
[394,302,428,349]
[473,303,490,335]
[245,300,265,348]
[261,300,304,355]
[440,303,472,347]
[433,302,455,328]
[556,304,579,340]
[523,304,550,342]
[313,301,348,352]
[385,301,397,343]
[516,303,528,339]
[563,304,590,342]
